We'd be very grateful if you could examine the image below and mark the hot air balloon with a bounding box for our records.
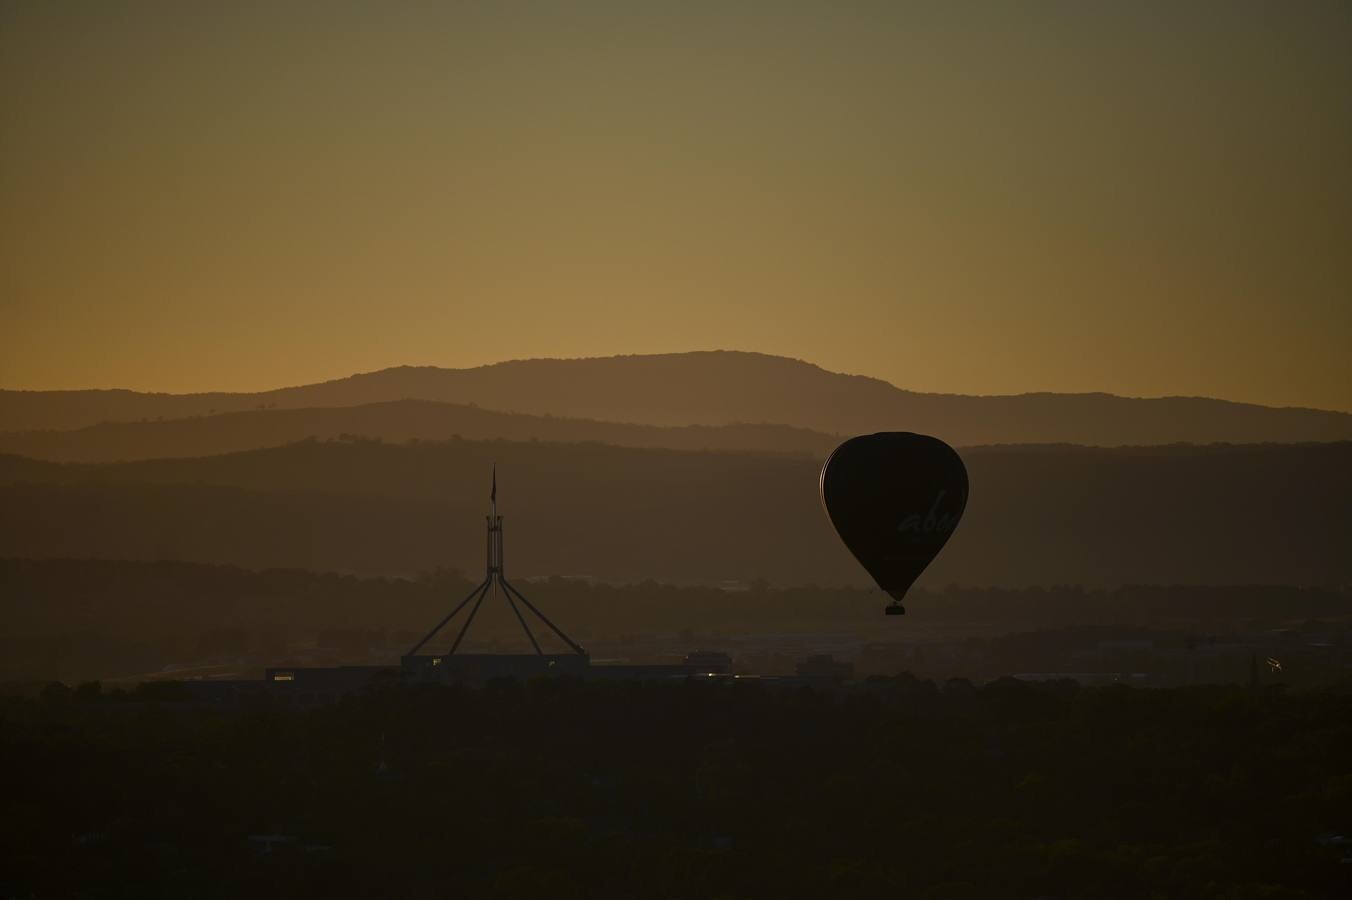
[820,432,968,615]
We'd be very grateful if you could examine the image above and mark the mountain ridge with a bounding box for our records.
[3,350,1349,445]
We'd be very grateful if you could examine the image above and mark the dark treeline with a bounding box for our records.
[4,558,1349,684]
[1,437,1349,587]
[3,678,1350,899]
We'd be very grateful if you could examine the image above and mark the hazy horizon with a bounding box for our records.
[5,348,1352,414]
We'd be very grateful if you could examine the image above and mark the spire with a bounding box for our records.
[490,463,497,517]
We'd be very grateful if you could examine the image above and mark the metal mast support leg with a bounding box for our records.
[505,590,543,655]
[447,578,492,655]
[496,516,542,654]
[406,576,490,657]
[502,579,588,657]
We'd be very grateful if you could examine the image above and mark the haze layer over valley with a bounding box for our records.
[3,350,1349,592]
[3,439,1347,588]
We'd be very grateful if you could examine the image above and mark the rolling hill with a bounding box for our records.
[1,438,1347,588]
[0,399,837,463]
[4,351,1349,445]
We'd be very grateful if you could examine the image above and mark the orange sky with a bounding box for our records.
[2,2,1349,410]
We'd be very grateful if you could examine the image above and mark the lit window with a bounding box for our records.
[272,672,295,682]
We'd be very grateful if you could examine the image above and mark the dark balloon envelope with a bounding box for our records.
[820,433,968,614]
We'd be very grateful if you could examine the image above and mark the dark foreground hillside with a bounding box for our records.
[2,679,1350,899]
[0,439,1348,587]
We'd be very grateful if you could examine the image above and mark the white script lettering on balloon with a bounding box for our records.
[896,490,960,534]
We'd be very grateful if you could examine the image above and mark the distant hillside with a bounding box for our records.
[4,351,1349,445]
[0,399,836,463]
[1,439,1347,587]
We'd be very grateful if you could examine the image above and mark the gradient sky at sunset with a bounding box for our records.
[3,2,1349,410]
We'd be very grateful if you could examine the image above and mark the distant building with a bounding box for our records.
[401,653,588,686]
[586,663,692,681]
[683,650,733,674]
